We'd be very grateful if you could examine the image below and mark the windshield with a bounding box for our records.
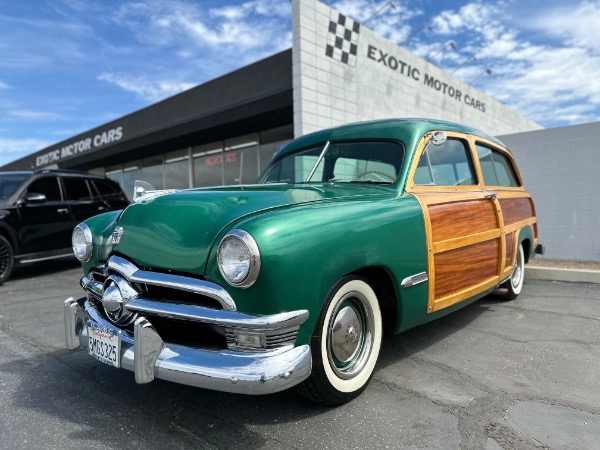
[0,173,29,200]
[260,140,405,185]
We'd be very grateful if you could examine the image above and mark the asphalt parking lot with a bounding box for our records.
[0,260,598,450]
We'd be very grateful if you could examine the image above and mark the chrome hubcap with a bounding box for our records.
[327,291,374,380]
[331,306,363,363]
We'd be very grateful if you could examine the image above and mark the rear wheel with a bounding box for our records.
[503,243,525,300]
[296,275,382,405]
[0,235,14,285]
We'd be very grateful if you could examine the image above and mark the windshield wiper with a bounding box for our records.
[349,179,392,184]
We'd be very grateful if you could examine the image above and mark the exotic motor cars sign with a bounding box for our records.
[35,126,124,167]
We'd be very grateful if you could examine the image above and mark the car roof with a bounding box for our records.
[0,170,110,180]
[279,118,506,157]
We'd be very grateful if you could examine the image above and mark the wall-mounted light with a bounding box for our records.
[429,41,456,62]
[450,53,477,74]
[469,68,493,85]
[363,1,397,26]
[400,22,432,45]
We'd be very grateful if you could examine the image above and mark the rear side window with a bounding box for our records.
[27,177,62,201]
[92,179,122,201]
[414,138,477,186]
[476,145,520,187]
[63,177,93,201]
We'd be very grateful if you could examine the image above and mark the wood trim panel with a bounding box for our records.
[434,276,500,311]
[434,240,499,299]
[412,194,436,312]
[505,232,515,267]
[500,197,534,225]
[434,229,501,253]
[429,200,497,242]
[504,217,537,234]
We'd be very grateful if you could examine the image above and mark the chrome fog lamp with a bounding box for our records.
[217,229,261,288]
[72,223,93,262]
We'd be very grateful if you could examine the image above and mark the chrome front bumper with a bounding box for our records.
[64,297,312,395]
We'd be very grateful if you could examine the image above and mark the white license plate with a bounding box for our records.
[87,321,121,368]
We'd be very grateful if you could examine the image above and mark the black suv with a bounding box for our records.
[0,170,129,284]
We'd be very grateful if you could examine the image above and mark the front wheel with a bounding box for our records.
[296,275,383,405]
[0,235,15,285]
[503,243,525,300]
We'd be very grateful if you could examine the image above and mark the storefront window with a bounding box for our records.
[259,140,291,175]
[100,126,293,192]
[165,149,190,189]
[121,163,141,201]
[105,165,124,192]
[142,156,164,189]
[194,143,223,187]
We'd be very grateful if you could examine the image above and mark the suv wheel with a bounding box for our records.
[0,235,14,285]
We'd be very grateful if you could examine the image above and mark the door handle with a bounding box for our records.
[98,206,107,211]
[57,208,69,214]
[484,193,497,199]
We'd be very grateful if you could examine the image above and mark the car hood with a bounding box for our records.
[111,184,394,275]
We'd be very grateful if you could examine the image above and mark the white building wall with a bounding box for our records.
[292,0,541,138]
[500,123,600,262]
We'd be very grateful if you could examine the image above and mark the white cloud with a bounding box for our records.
[8,109,63,121]
[530,1,600,52]
[112,0,291,51]
[0,138,51,163]
[420,1,600,126]
[330,0,423,43]
[98,72,196,102]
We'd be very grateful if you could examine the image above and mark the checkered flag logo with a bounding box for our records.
[325,12,360,66]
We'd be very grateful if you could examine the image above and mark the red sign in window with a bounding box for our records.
[204,153,238,167]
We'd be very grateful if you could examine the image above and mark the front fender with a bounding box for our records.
[204,195,428,345]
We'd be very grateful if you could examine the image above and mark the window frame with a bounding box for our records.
[474,141,523,188]
[406,131,525,193]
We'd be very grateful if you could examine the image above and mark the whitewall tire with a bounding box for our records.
[504,243,525,300]
[296,275,383,405]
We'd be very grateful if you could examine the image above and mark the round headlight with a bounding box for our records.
[217,229,261,288]
[72,223,93,263]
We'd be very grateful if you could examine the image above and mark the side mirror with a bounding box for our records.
[431,131,447,146]
[21,192,47,204]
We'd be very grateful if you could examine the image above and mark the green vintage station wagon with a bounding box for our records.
[64,119,542,405]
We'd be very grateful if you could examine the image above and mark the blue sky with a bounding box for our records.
[1,0,599,166]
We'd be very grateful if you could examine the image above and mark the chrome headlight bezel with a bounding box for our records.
[217,229,261,288]
[72,223,93,263]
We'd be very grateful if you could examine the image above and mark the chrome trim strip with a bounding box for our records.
[81,277,103,298]
[64,297,312,395]
[401,271,429,288]
[81,277,309,332]
[20,253,73,264]
[306,140,330,182]
[125,297,309,331]
[106,255,236,311]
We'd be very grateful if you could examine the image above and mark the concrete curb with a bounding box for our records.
[526,266,600,284]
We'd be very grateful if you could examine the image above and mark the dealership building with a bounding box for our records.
[2,0,540,189]
[4,0,597,261]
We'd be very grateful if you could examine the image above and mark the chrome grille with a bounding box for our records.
[81,255,309,353]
